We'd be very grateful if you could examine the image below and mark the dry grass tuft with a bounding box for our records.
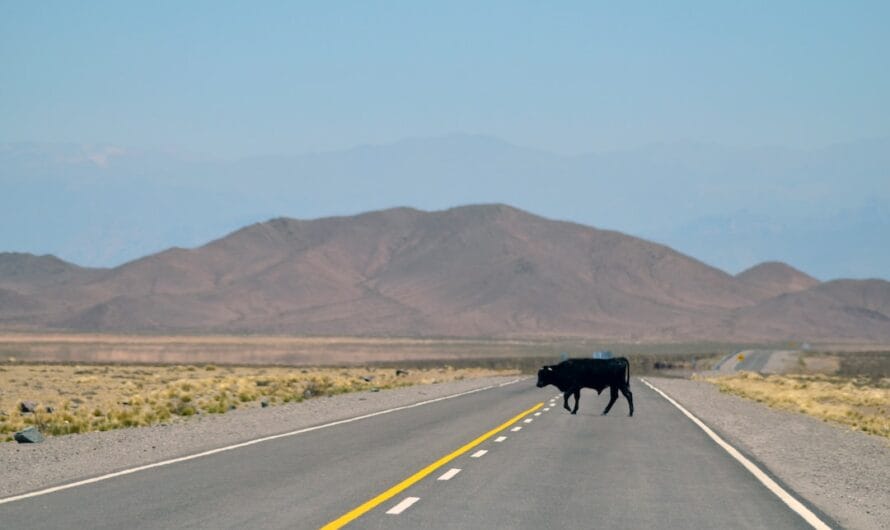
[704,372,890,439]
[0,363,514,441]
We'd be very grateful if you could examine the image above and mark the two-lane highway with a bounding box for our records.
[0,378,828,529]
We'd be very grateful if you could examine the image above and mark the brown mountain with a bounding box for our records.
[730,280,890,342]
[736,261,820,301]
[0,287,43,318]
[1,205,887,342]
[0,253,105,326]
[0,253,104,292]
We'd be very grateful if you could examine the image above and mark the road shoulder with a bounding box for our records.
[647,376,889,530]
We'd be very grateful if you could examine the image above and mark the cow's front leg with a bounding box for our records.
[563,391,573,412]
[602,386,619,415]
[571,389,580,414]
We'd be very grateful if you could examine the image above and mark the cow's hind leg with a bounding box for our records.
[571,389,581,414]
[563,391,573,413]
[602,385,619,415]
[620,385,634,417]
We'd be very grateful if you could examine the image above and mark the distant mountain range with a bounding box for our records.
[1,204,887,342]
[2,136,888,279]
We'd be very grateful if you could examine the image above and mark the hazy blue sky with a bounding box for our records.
[2,2,888,280]
[2,1,888,157]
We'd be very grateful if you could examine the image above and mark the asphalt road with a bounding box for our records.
[735,350,774,372]
[714,350,777,373]
[1,379,821,529]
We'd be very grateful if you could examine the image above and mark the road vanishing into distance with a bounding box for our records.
[1,378,830,529]
[713,349,787,374]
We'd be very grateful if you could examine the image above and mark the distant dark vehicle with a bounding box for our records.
[537,358,634,416]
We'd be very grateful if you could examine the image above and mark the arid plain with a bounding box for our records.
[2,331,887,441]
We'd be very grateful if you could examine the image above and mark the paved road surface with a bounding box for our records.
[736,350,773,372]
[0,379,825,529]
[714,350,793,374]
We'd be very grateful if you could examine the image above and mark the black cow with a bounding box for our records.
[537,358,633,416]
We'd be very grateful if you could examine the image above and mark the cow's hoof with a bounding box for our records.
[570,411,577,415]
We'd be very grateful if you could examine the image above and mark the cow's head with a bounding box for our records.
[536,365,555,388]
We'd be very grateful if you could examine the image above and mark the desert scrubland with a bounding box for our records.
[0,333,724,441]
[0,362,514,441]
[704,351,890,438]
[4,332,888,443]
[0,332,734,365]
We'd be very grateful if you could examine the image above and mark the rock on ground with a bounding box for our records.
[13,427,45,444]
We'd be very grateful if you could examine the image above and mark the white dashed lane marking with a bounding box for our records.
[543,408,550,411]
[385,398,539,521]
[386,497,420,515]
[319,398,542,529]
[437,468,461,481]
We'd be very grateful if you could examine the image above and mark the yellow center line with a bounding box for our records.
[319,401,544,529]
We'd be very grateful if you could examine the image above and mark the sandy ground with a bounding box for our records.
[648,377,889,530]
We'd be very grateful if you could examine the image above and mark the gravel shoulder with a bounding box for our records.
[0,375,520,499]
[647,376,889,530]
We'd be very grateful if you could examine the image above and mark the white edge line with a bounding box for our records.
[0,377,525,506]
[640,378,831,530]
[437,468,461,481]
[386,496,420,514]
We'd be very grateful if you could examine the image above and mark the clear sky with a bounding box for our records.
[2,1,888,157]
[2,2,889,280]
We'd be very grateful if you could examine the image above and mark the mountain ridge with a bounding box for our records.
[4,136,888,279]
[736,261,821,301]
[1,204,888,342]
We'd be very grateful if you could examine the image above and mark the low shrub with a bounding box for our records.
[706,372,890,438]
